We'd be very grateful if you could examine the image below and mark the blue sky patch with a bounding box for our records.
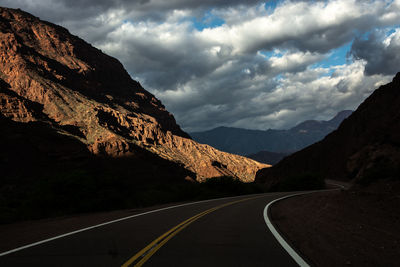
[263,0,279,12]
[311,42,353,71]
[258,50,284,58]
[190,10,225,31]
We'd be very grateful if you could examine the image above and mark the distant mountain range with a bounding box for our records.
[256,73,400,189]
[246,151,289,165]
[190,110,353,159]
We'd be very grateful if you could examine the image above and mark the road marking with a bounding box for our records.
[325,179,350,190]
[264,192,315,266]
[121,196,260,267]
[263,192,312,267]
[0,194,266,257]
[263,190,337,267]
[264,187,342,267]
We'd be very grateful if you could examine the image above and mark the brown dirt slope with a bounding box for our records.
[271,182,400,266]
[256,73,400,188]
[0,7,267,181]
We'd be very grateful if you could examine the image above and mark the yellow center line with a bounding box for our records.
[121,196,261,267]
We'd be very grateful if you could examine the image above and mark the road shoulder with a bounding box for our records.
[270,182,400,266]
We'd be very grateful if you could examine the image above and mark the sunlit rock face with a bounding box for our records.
[0,7,267,181]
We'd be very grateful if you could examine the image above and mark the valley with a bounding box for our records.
[1,4,399,267]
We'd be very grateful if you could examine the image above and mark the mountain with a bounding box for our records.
[256,73,400,189]
[0,7,266,184]
[246,151,289,165]
[190,110,353,156]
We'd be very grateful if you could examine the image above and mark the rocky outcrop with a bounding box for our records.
[0,78,43,122]
[0,7,266,181]
[256,73,400,188]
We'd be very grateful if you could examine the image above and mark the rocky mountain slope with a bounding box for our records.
[256,73,400,188]
[246,151,289,165]
[0,7,266,182]
[190,110,352,156]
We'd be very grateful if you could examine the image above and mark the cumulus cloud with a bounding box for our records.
[196,0,400,54]
[165,60,391,131]
[351,28,400,76]
[2,0,400,132]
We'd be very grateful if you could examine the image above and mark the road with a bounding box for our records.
[0,192,302,267]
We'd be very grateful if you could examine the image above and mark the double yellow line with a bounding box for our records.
[121,196,259,267]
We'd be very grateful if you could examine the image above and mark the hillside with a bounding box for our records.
[0,7,266,183]
[246,151,289,165]
[256,73,400,189]
[190,110,352,156]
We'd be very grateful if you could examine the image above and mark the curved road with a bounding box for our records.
[1,192,302,267]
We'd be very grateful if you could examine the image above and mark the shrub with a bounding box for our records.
[272,172,325,191]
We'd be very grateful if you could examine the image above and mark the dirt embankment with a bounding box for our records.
[270,181,400,266]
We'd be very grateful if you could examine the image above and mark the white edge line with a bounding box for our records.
[326,183,346,189]
[263,189,337,267]
[0,192,270,257]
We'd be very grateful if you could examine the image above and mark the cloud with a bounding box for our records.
[1,0,263,24]
[169,60,391,132]
[2,0,400,132]
[351,28,400,76]
[196,0,399,54]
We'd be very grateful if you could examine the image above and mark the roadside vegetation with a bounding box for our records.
[0,172,266,224]
[357,161,400,186]
[270,172,326,191]
[0,118,323,224]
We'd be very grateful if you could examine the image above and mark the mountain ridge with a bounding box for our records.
[190,110,353,156]
[246,151,289,165]
[0,7,266,182]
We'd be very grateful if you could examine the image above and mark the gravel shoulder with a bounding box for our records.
[270,181,400,267]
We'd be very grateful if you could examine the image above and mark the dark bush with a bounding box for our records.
[358,160,400,186]
[271,172,325,191]
[0,174,267,224]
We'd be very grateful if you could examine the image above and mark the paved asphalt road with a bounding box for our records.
[1,192,300,267]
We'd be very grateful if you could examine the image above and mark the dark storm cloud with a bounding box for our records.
[351,30,400,76]
[1,0,399,132]
[1,0,263,23]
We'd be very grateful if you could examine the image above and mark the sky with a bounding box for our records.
[2,0,400,132]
